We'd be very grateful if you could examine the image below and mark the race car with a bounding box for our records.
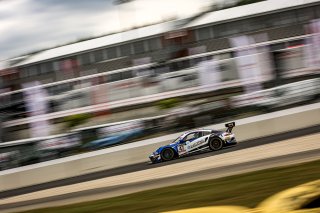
[149,122,236,163]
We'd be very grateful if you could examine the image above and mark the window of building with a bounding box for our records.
[28,65,38,76]
[233,21,244,33]
[277,11,297,25]
[190,56,207,67]
[11,92,23,103]
[47,86,54,95]
[53,61,59,71]
[80,53,91,65]
[221,22,242,37]
[297,7,315,23]
[213,24,226,38]
[197,27,212,41]
[107,46,118,59]
[133,41,145,54]
[315,6,320,18]
[121,70,133,80]
[244,16,267,32]
[263,14,280,28]
[39,63,46,74]
[20,68,28,78]
[270,43,286,51]
[148,37,161,51]
[120,44,132,56]
[107,72,121,82]
[93,49,105,62]
[288,39,304,47]
[44,62,54,73]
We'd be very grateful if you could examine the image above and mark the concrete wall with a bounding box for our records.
[0,103,319,192]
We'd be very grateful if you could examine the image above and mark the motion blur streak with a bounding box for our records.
[0,0,320,212]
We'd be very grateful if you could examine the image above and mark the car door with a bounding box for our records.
[177,131,205,155]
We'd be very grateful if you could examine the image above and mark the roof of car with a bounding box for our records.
[182,129,213,135]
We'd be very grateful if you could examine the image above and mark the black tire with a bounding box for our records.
[160,148,175,161]
[209,138,223,151]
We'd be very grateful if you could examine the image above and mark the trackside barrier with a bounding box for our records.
[0,103,319,191]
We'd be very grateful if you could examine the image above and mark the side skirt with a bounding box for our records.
[179,146,209,157]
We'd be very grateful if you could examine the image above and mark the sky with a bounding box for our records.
[0,0,214,61]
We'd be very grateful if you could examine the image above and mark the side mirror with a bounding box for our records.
[179,140,185,144]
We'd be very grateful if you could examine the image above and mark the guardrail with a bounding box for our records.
[0,102,319,192]
[2,78,249,128]
[3,35,320,128]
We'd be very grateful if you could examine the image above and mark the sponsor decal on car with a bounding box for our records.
[188,139,205,149]
[178,144,186,153]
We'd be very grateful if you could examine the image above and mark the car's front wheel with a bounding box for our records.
[160,148,175,161]
[209,138,223,151]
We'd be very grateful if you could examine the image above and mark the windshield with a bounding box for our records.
[172,136,182,144]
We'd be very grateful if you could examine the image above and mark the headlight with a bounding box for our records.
[149,152,159,158]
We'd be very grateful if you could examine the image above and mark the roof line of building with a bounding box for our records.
[10,0,320,68]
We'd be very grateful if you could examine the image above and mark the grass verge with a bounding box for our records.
[21,159,320,213]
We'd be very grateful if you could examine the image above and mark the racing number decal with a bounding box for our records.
[178,144,186,153]
[178,137,206,154]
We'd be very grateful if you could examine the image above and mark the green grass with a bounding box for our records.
[21,160,320,213]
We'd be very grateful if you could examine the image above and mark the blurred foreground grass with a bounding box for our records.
[22,159,320,213]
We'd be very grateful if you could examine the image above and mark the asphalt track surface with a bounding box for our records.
[0,126,320,212]
[1,148,319,212]
[1,124,319,200]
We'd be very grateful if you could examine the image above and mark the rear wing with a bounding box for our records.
[225,122,235,133]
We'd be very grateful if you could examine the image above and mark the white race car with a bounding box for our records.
[149,122,237,163]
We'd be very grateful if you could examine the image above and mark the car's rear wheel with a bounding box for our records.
[209,138,223,151]
[160,148,175,161]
